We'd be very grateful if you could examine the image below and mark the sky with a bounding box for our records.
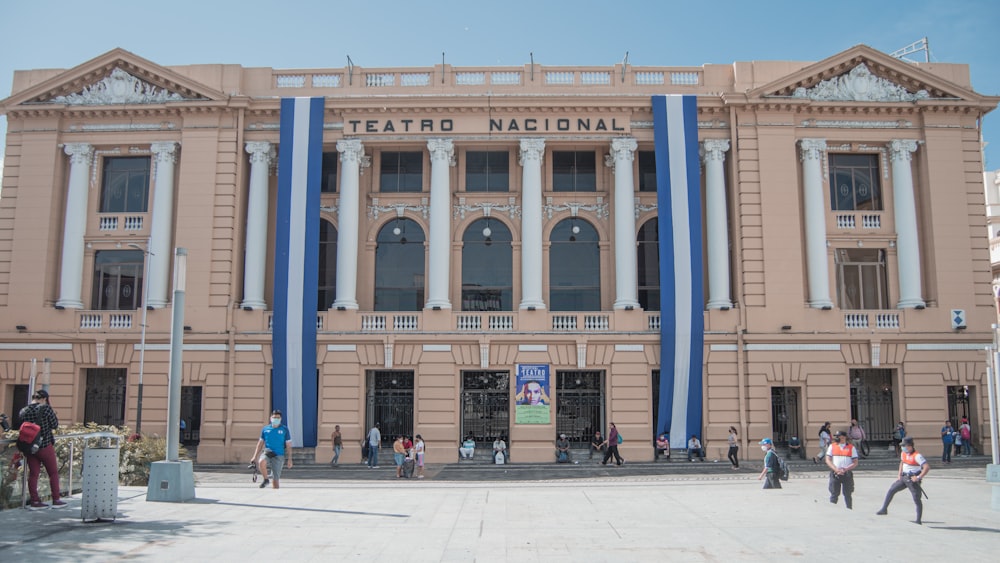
[2,0,1000,172]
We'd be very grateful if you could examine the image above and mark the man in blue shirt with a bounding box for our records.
[940,420,954,464]
[250,409,293,488]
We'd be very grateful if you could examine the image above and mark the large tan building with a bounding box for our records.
[1,45,997,464]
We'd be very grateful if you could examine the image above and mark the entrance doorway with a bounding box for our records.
[180,385,202,446]
[365,370,414,447]
[7,384,29,429]
[947,385,972,423]
[555,370,605,451]
[461,371,510,449]
[84,368,127,426]
[770,387,801,446]
[850,368,895,442]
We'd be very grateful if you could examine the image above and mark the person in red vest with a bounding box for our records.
[824,430,859,509]
[876,436,930,525]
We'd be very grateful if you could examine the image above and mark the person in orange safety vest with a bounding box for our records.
[824,430,859,509]
[876,436,930,525]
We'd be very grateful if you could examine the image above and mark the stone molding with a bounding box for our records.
[52,68,188,105]
[792,63,930,102]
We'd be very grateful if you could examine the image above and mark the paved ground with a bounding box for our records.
[1,457,997,562]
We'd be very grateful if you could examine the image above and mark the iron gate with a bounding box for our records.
[770,387,801,446]
[556,370,604,446]
[461,371,510,445]
[947,385,971,423]
[181,385,202,445]
[850,369,895,441]
[652,369,661,437]
[366,370,414,446]
[84,368,127,426]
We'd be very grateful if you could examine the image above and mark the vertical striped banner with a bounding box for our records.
[652,95,704,449]
[273,97,323,447]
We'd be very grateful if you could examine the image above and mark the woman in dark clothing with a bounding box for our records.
[19,389,66,509]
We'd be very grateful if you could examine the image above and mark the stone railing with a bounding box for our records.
[844,311,902,330]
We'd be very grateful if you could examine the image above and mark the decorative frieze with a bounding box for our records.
[792,64,930,102]
[369,198,430,220]
[52,68,190,105]
[543,197,608,220]
[453,197,521,220]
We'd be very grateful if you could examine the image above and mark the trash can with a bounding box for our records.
[81,438,119,522]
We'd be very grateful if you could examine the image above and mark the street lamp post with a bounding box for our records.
[128,239,152,435]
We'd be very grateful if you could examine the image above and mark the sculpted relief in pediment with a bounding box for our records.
[51,68,193,105]
[792,63,931,102]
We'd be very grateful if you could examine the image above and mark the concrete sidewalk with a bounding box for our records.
[0,463,997,561]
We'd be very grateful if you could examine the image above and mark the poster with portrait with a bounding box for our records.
[515,364,551,424]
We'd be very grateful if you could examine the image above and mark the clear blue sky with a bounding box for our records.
[2,0,999,168]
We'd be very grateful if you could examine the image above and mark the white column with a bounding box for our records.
[889,139,925,309]
[703,139,732,310]
[425,139,454,310]
[519,138,546,310]
[799,139,834,309]
[147,142,179,308]
[55,143,94,309]
[241,141,274,310]
[333,139,365,310]
[610,137,639,310]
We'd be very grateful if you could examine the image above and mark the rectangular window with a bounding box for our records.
[836,248,889,310]
[638,151,657,192]
[91,250,144,310]
[552,151,597,192]
[465,151,510,192]
[321,152,338,193]
[100,157,150,213]
[829,154,882,211]
[379,151,423,192]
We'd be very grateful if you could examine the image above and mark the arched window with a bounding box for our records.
[462,218,513,311]
[637,218,660,311]
[375,218,425,311]
[549,218,600,311]
[318,220,337,311]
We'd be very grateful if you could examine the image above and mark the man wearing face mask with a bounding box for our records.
[250,409,293,489]
[876,436,930,525]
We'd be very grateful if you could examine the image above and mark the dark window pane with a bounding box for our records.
[552,151,597,192]
[638,151,657,192]
[321,152,338,193]
[637,218,660,311]
[318,220,337,310]
[374,218,425,311]
[380,151,424,193]
[461,219,513,311]
[836,248,888,310]
[466,151,509,192]
[100,157,150,213]
[91,250,144,311]
[828,154,882,211]
[549,219,600,311]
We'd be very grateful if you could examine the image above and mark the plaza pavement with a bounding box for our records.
[0,457,997,562]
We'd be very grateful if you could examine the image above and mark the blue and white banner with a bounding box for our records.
[273,97,324,447]
[652,95,704,449]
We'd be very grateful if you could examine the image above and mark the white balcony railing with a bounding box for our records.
[844,311,902,330]
[79,311,133,330]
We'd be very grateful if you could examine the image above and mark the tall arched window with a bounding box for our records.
[318,219,337,311]
[375,218,425,311]
[549,218,600,311]
[637,218,660,311]
[462,218,513,311]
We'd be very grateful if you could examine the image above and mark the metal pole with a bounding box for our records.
[166,248,186,462]
[988,348,1000,466]
[129,239,152,435]
[994,346,1000,465]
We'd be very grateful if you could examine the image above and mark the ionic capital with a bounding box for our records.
[609,137,638,163]
[798,139,827,162]
[63,143,94,166]
[519,138,545,167]
[701,139,730,163]
[245,141,275,165]
[427,138,455,165]
[888,139,919,162]
[150,141,179,164]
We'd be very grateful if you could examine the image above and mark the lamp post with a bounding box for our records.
[128,239,152,435]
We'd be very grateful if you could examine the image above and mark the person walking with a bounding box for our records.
[848,419,866,458]
[757,438,781,489]
[813,422,831,464]
[825,431,859,509]
[600,422,624,466]
[727,426,739,469]
[876,436,930,525]
[366,422,381,469]
[250,409,293,489]
[19,389,66,509]
[414,434,426,478]
[893,421,906,455]
[330,424,342,466]
[940,420,954,464]
[959,417,972,456]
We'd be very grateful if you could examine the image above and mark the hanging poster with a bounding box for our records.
[515,364,551,424]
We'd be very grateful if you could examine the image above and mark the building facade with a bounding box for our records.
[1,46,997,463]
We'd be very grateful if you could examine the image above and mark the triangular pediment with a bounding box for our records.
[1,48,226,109]
[752,44,982,103]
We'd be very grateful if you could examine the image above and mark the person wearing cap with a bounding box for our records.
[250,409,293,489]
[757,438,781,489]
[555,433,571,463]
[876,436,930,525]
[825,430,859,509]
[19,389,66,509]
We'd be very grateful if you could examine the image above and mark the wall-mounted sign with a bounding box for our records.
[515,363,551,424]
